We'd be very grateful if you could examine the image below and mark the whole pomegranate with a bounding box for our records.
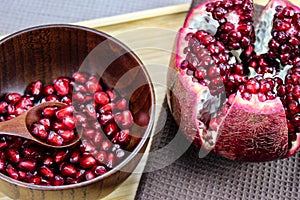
[167,0,300,161]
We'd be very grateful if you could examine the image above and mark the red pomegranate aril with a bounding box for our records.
[43,156,54,166]
[94,91,109,105]
[115,129,131,147]
[55,105,74,120]
[98,103,115,114]
[106,89,117,101]
[104,122,118,139]
[70,150,81,164]
[85,103,97,119]
[74,113,87,124]
[52,175,65,186]
[51,122,66,132]
[26,80,43,97]
[38,118,51,130]
[85,77,102,93]
[40,166,54,179]
[6,164,19,180]
[0,138,8,150]
[6,148,20,163]
[42,106,57,118]
[45,94,60,102]
[30,122,49,139]
[85,170,95,181]
[18,159,36,172]
[72,72,88,84]
[54,150,69,163]
[116,98,127,110]
[29,176,42,185]
[61,95,72,105]
[0,158,5,171]
[83,129,96,139]
[95,151,107,164]
[115,110,134,129]
[106,153,115,169]
[47,131,64,146]
[57,130,75,142]
[94,132,103,144]
[61,163,77,178]
[79,155,96,169]
[73,92,85,102]
[94,165,107,176]
[43,85,56,96]
[5,93,22,104]
[54,77,70,96]
[62,115,76,130]
[22,146,43,161]
[101,140,112,151]
[80,140,96,153]
[99,112,114,125]
[0,101,8,114]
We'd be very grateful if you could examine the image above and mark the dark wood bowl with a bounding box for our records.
[0,24,155,199]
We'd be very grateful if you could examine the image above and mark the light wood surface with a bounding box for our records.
[0,0,299,199]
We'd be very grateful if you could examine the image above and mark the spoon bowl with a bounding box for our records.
[0,102,80,148]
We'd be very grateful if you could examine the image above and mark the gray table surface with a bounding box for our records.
[0,0,189,35]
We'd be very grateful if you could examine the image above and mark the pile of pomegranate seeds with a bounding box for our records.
[0,71,136,185]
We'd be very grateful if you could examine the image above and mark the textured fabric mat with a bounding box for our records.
[0,0,188,35]
[135,1,300,200]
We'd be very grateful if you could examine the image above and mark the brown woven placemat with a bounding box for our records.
[135,1,300,199]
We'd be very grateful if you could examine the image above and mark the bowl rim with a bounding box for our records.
[0,24,156,190]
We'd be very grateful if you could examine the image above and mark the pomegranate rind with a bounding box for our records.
[168,28,210,147]
[215,92,289,161]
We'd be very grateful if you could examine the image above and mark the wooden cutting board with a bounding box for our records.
[0,0,299,199]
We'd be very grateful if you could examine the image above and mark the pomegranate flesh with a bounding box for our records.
[168,0,300,161]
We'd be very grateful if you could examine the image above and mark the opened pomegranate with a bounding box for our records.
[0,71,138,185]
[168,0,300,161]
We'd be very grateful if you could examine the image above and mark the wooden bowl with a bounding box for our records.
[0,24,155,199]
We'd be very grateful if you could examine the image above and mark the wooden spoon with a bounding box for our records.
[0,102,80,148]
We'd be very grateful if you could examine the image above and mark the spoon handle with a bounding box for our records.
[0,113,30,139]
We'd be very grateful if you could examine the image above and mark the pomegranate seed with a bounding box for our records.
[53,77,70,96]
[57,130,75,142]
[43,156,54,166]
[104,122,118,139]
[61,163,77,178]
[115,110,134,129]
[26,80,43,97]
[94,91,110,105]
[45,94,60,102]
[54,150,69,163]
[106,153,115,169]
[42,106,57,118]
[29,176,41,185]
[47,131,64,146]
[38,118,51,130]
[85,170,95,181]
[80,155,97,169]
[5,93,22,104]
[30,123,49,140]
[6,148,20,163]
[95,151,107,164]
[52,175,65,186]
[99,112,114,125]
[101,140,112,151]
[70,149,81,164]
[72,72,88,84]
[80,140,96,153]
[6,164,19,180]
[116,98,127,110]
[106,89,117,101]
[40,166,54,179]
[18,159,36,172]
[55,105,74,120]
[0,158,5,171]
[85,78,102,93]
[94,165,107,176]
[61,95,72,105]
[43,85,56,96]
[0,101,8,114]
